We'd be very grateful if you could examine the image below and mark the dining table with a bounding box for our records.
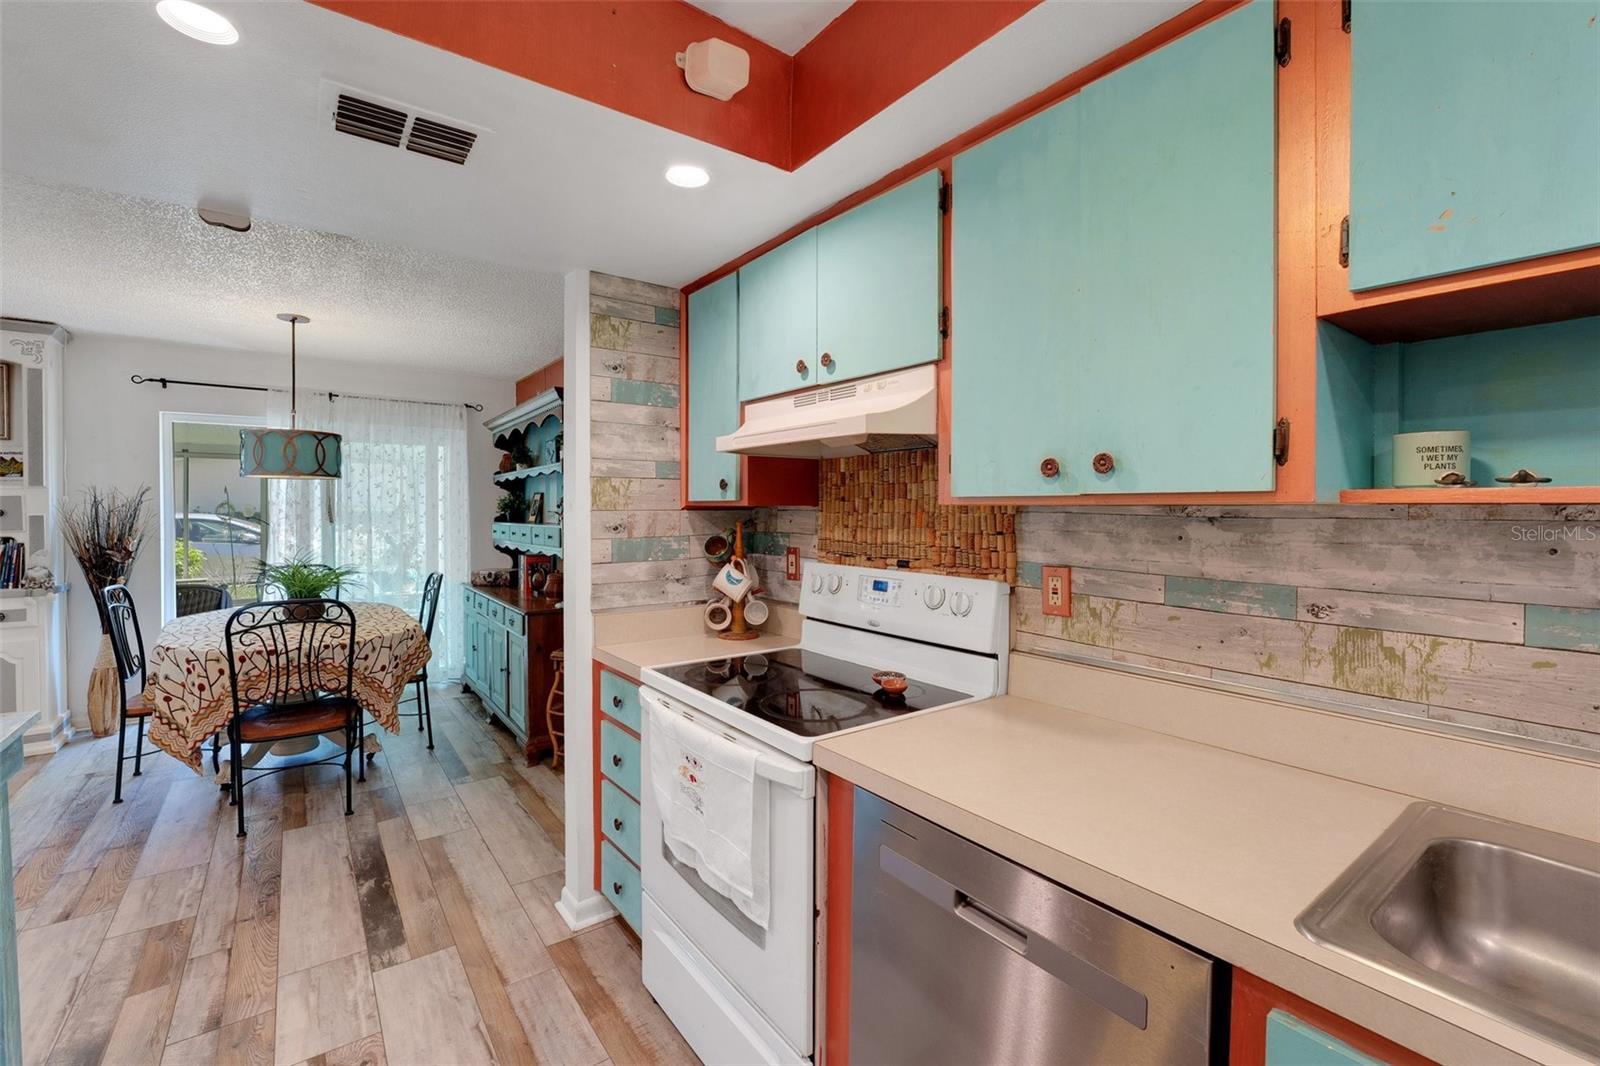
[142,600,432,773]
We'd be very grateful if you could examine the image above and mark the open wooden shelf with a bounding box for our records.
[493,462,561,484]
[1340,486,1600,505]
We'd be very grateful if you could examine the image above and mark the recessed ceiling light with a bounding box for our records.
[665,164,710,189]
[156,0,239,45]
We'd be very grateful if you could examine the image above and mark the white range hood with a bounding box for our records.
[716,363,937,459]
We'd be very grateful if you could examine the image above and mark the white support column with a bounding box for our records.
[556,270,613,932]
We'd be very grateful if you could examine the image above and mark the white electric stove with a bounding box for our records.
[639,562,1010,1065]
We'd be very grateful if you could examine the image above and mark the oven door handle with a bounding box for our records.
[642,689,816,800]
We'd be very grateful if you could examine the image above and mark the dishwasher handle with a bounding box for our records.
[880,842,1150,1031]
[955,894,1028,954]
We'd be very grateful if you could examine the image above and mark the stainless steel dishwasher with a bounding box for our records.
[849,788,1219,1065]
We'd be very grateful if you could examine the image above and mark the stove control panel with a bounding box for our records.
[800,561,1009,657]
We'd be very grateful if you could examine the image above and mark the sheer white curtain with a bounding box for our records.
[267,392,470,677]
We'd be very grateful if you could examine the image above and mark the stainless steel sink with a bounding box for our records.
[1297,802,1600,1059]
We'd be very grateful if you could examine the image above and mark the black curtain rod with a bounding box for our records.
[129,374,484,412]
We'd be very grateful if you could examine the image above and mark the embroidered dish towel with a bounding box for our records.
[647,696,770,928]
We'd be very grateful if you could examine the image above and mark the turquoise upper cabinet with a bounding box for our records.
[687,274,741,502]
[951,95,1086,498]
[738,230,817,402]
[951,0,1277,497]
[1070,0,1276,494]
[1264,1011,1383,1066]
[816,171,942,386]
[1349,0,1600,291]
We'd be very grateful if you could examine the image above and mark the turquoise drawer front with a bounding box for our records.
[599,719,641,798]
[599,669,641,733]
[503,609,525,638]
[600,841,642,933]
[600,778,642,863]
[1265,1010,1383,1066]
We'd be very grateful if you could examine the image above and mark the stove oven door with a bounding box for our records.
[640,687,817,1063]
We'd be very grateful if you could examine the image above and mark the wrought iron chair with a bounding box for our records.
[101,584,160,804]
[176,582,232,617]
[395,572,443,750]
[223,599,360,837]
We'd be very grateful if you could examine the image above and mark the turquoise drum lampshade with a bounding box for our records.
[240,426,341,478]
[241,313,343,479]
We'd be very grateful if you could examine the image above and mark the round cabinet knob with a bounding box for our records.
[810,573,824,593]
[718,478,729,492]
[951,591,974,617]
[613,817,624,831]
[612,881,624,895]
[612,695,622,708]
[820,352,834,369]
[1092,451,1115,475]
[796,358,808,375]
[827,574,844,594]
[1040,457,1061,479]
[924,586,946,610]
[611,754,623,767]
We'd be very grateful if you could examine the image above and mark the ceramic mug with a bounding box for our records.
[711,559,753,602]
[1393,430,1470,487]
[703,531,733,563]
[743,597,769,627]
[704,597,733,631]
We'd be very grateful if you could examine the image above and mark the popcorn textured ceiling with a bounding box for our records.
[0,176,562,376]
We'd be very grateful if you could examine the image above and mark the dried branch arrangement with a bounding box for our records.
[62,485,150,630]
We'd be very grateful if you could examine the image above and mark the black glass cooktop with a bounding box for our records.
[655,648,974,738]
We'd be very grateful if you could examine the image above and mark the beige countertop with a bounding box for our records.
[594,631,799,679]
[815,691,1590,1066]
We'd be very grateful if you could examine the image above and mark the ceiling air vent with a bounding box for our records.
[405,116,477,165]
[333,93,406,148]
[324,81,485,166]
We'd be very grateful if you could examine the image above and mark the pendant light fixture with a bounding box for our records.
[240,313,342,479]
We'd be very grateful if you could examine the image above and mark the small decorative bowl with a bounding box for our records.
[871,670,909,695]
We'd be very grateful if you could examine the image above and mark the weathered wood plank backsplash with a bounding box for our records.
[588,273,735,612]
[1014,505,1600,753]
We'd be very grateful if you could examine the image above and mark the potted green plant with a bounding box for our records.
[496,491,528,523]
[255,554,360,620]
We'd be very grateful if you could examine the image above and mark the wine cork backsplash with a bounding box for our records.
[817,450,1017,582]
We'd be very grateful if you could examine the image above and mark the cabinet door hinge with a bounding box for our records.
[939,306,951,340]
[939,181,951,215]
[1274,17,1292,67]
[1341,0,1352,33]
[1273,418,1291,467]
[1338,216,1350,268]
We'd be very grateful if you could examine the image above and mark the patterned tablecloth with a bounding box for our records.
[143,601,432,770]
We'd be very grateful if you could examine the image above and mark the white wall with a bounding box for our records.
[61,331,516,726]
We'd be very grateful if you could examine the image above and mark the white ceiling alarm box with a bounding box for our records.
[676,38,750,101]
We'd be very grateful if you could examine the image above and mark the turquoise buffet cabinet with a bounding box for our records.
[687,273,742,502]
[736,171,942,402]
[468,389,565,763]
[1348,0,1600,292]
[950,0,1278,498]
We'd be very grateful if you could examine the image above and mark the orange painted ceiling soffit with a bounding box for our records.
[791,0,1040,167]
[309,0,795,168]
[310,0,1042,170]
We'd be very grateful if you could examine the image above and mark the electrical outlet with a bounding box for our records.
[1042,566,1072,617]
[786,546,801,581]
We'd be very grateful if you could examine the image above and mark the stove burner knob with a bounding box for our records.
[827,574,844,594]
[809,572,824,593]
[924,585,946,610]
[951,591,974,617]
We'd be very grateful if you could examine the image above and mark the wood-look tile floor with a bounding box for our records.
[9,689,699,1066]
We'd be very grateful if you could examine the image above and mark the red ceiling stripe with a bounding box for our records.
[310,0,1040,170]
[310,0,796,168]
[790,0,1041,168]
